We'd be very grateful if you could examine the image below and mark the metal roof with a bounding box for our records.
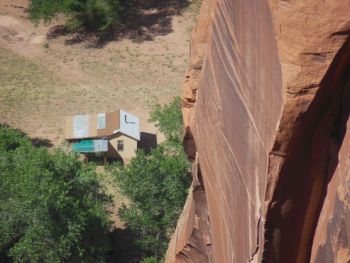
[113,110,140,141]
[72,139,108,153]
[65,109,140,141]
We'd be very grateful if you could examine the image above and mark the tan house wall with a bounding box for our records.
[108,133,138,162]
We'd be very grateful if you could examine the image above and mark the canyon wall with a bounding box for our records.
[166,0,350,262]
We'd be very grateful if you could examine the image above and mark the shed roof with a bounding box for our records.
[72,139,108,153]
[65,109,140,141]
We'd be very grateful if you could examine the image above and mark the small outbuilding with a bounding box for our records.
[65,109,140,163]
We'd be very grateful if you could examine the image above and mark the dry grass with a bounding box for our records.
[0,0,200,145]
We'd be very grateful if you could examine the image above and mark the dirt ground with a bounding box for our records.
[0,0,200,146]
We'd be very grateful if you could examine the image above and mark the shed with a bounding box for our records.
[65,109,140,163]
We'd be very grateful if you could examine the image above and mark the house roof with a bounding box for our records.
[65,109,140,141]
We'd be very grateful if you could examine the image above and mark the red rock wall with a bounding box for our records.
[166,0,350,262]
[191,0,284,262]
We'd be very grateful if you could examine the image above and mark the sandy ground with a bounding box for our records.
[0,0,200,146]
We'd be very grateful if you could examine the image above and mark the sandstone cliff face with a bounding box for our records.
[166,0,350,262]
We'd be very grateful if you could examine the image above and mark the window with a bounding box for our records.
[117,140,124,151]
[97,113,106,129]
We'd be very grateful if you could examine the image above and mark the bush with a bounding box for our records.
[0,125,111,262]
[29,0,136,32]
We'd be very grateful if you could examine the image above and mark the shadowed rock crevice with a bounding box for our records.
[263,36,350,263]
[183,127,197,162]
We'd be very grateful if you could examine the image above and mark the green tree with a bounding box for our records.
[150,96,183,141]
[112,142,190,257]
[0,125,111,262]
[0,125,31,151]
[28,0,136,32]
[112,97,191,259]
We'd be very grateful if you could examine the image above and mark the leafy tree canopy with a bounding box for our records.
[112,142,191,257]
[149,96,183,141]
[0,125,111,262]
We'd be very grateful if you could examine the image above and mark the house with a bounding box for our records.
[65,109,140,163]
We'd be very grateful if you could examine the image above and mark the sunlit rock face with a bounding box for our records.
[166,0,350,262]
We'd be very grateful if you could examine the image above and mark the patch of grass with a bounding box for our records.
[0,48,60,105]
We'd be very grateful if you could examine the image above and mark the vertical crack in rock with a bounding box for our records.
[249,216,261,262]
[263,36,350,263]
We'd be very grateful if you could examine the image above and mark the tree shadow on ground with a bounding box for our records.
[138,132,157,154]
[31,137,54,148]
[107,227,144,263]
[47,0,191,48]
